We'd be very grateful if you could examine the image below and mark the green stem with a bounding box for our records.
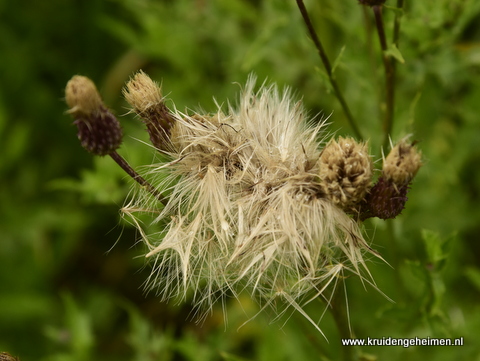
[385,220,404,299]
[362,6,378,77]
[109,151,168,206]
[330,281,357,361]
[392,0,405,47]
[296,0,363,140]
[372,5,395,149]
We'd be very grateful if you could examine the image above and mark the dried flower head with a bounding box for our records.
[65,75,122,156]
[65,71,422,334]
[122,75,382,333]
[123,71,176,151]
[318,137,373,212]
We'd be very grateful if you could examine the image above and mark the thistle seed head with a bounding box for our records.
[121,75,383,332]
[65,75,123,156]
[123,71,176,151]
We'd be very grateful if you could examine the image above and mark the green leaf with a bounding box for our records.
[385,44,405,64]
[121,300,174,361]
[421,229,454,270]
[314,66,333,94]
[465,267,480,292]
[43,293,95,361]
[63,293,94,359]
[332,45,346,74]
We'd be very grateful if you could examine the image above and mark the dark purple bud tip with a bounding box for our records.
[65,76,123,156]
[74,108,123,156]
[360,176,409,220]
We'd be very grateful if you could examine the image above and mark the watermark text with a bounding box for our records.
[341,337,464,348]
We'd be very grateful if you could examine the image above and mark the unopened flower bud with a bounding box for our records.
[65,76,123,156]
[65,76,104,117]
[359,139,422,220]
[123,71,176,151]
[318,137,373,210]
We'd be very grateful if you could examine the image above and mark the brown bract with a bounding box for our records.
[123,71,176,151]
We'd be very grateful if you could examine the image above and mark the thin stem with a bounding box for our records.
[383,220,408,303]
[362,5,382,130]
[392,0,405,47]
[362,6,377,73]
[372,5,395,149]
[296,0,363,140]
[109,151,168,206]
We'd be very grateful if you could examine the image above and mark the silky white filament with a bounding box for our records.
[122,75,381,331]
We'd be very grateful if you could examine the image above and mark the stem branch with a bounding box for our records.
[296,0,363,140]
[109,151,168,206]
[373,5,395,149]
[393,0,405,47]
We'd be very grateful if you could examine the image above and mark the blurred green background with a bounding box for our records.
[1,0,480,360]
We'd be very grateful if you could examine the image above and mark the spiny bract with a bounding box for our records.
[122,76,380,332]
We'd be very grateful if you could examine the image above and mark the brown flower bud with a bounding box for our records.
[123,71,176,151]
[359,138,422,220]
[360,177,409,220]
[65,76,123,156]
[318,137,373,211]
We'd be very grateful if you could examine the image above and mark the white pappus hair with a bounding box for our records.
[121,75,381,334]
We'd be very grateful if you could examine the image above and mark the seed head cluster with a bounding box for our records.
[65,72,421,332]
[121,73,383,328]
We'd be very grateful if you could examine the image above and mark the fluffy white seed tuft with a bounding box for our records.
[122,76,380,330]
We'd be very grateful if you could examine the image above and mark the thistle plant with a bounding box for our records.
[64,0,422,341]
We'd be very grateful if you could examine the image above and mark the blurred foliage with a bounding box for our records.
[1,0,480,360]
